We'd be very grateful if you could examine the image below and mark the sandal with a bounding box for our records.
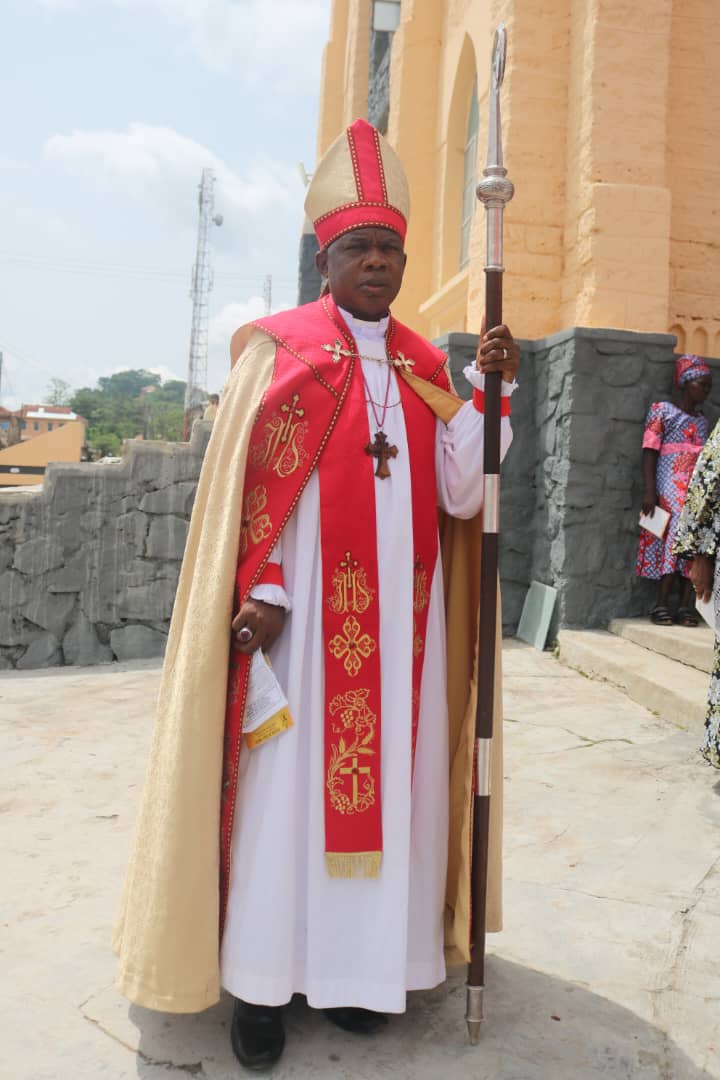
[650,605,674,626]
[675,606,700,627]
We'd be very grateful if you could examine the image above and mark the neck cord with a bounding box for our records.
[363,365,394,431]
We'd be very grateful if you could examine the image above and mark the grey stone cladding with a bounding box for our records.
[3,332,718,668]
[0,422,212,670]
[367,29,392,134]
[297,230,322,307]
[438,328,720,635]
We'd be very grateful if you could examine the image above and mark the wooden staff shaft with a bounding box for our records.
[468,273,502,992]
[466,22,514,1044]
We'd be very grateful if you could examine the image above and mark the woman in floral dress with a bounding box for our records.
[636,355,712,624]
[674,418,720,769]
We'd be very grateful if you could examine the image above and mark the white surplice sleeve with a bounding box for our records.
[248,536,292,611]
[435,367,517,518]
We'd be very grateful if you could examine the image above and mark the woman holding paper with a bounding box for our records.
[636,355,712,625]
[674,420,720,769]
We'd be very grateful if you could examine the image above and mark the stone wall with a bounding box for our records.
[0,423,211,670]
[438,331,537,634]
[443,328,720,634]
[3,331,719,669]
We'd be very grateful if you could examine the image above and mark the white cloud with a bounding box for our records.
[44,123,302,240]
[148,364,186,383]
[209,297,266,347]
[35,0,330,85]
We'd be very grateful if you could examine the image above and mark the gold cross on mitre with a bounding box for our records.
[340,754,372,806]
[322,339,354,364]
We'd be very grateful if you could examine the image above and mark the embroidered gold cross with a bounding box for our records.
[340,754,372,807]
[239,485,272,555]
[322,339,353,363]
[329,616,376,676]
[279,393,305,436]
[392,350,415,371]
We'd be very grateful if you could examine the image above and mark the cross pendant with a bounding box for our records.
[365,430,398,479]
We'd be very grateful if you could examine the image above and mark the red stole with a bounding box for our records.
[220,297,450,930]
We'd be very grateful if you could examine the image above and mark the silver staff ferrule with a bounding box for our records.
[465,984,485,1044]
[474,737,493,797]
[483,473,500,534]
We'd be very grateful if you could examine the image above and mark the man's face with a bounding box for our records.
[316,227,407,320]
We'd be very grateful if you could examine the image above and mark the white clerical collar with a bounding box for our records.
[339,306,389,339]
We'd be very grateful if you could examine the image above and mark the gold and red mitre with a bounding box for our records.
[305,118,410,250]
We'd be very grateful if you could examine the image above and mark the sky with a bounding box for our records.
[0,0,332,409]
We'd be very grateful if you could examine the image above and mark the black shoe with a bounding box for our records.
[231,999,285,1071]
[323,1007,388,1035]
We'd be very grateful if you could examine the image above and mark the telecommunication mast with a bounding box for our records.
[184,168,222,439]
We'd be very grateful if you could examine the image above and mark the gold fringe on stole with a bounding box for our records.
[325,852,382,879]
[244,708,294,750]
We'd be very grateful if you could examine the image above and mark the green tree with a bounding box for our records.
[70,370,187,456]
[97,369,161,397]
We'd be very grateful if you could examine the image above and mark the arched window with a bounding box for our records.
[459,80,479,269]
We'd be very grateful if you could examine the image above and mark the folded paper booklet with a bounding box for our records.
[638,506,670,539]
[243,651,293,749]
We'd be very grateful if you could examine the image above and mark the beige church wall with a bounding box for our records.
[667,0,720,356]
[423,26,483,339]
[561,0,674,335]
[317,1,350,156]
[317,0,373,155]
[313,0,719,348]
[384,0,444,337]
[476,0,569,340]
[390,1,492,338]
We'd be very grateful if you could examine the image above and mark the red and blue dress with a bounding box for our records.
[636,401,709,580]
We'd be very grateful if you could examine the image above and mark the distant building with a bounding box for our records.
[0,404,87,487]
[15,404,85,441]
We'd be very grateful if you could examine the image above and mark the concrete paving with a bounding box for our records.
[1,643,719,1079]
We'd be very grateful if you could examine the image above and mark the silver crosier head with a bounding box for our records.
[475,24,514,270]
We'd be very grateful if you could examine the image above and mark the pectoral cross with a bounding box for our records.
[365,430,398,479]
[340,754,372,806]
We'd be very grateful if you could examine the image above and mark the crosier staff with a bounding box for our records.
[466,23,514,1045]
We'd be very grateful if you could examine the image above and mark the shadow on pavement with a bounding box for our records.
[125,956,714,1079]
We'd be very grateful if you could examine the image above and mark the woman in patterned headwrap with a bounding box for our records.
[674,421,720,769]
[636,354,712,625]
